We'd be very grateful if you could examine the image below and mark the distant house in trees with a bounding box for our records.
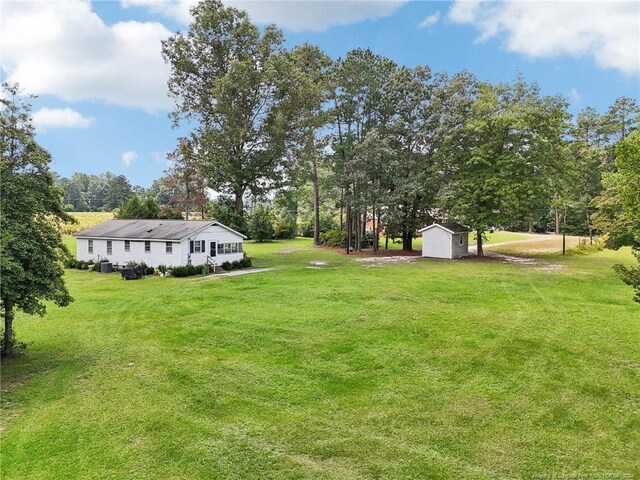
[365,218,386,236]
[419,223,471,259]
[74,219,246,267]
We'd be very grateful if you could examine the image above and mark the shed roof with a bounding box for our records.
[418,223,471,234]
[73,219,246,240]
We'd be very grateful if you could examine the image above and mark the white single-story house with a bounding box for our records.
[419,223,471,259]
[74,219,246,268]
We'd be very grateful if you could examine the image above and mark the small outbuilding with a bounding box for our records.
[419,223,471,259]
[74,219,246,268]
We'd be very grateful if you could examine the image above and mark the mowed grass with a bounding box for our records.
[2,237,639,479]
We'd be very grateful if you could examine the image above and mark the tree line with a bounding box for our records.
[56,161,206,219]
[154,0,638,254]
[57,0,639,258]
[57,172,143,212]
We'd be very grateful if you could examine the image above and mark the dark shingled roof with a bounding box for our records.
[73,219,242,240]
[419,222,471,234]
[439,223,471,233]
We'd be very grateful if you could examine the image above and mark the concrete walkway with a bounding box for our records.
[196,268,275,280]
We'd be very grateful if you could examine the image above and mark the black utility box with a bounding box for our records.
[121,265,142,280]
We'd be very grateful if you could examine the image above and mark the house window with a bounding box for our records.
[145,241,151,253]
[238,242,243,252]
[166,242,173,254]
[194,241,201,253]
[210,242,217,257]
[88,239,93,254]
[107,240,112,255]
[217,243,224,255]
[232,243,238,253]
[124,240,130,252]
[224,243,231,254]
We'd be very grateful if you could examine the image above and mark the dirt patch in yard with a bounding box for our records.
[277,248,308,254]
[465,236,576,271]
[534,264,566,272]
[466,251,566,272]
[356,256,419,268]
[306,260,329,269]
[315,245,421,257]
[491,253,538,265]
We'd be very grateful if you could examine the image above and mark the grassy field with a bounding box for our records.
[2,237,639,479]
[490,236,584,255]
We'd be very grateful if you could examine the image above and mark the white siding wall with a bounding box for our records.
[76,238,91,261]
[422,227,453,259]
[76,224,245,267]
[180,225,244,266]
[451,233,469,258]
[76,238,181,267]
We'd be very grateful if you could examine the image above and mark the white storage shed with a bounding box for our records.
[419,223,471,259]
[74,219,246,268]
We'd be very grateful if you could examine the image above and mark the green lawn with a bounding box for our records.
[482,230,542,244]
[2,238,639,479]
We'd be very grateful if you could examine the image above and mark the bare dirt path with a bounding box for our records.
[474,235,563,250]
[469,236,572,270]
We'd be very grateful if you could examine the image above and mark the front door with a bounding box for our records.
[210,241,217,257]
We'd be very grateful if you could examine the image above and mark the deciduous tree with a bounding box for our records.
[165,138,208,219]
[0,84,74,356]
[162,0,289,215]
[593,131,640,302]
[116,195,166,219]
[441,79,570,256]
[248,204,274,242]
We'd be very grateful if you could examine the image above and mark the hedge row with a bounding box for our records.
[64,256,252,277]
[221,256,252,271]
[170,265,207,277]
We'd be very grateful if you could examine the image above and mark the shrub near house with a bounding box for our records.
[169,255,252,277]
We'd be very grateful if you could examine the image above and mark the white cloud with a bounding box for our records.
[150,150,172,167]
[448,0,640,75]
[569,88,582,102]
[122,0,407,32]
[32,107,94,131]
[418,11,440,29]
[122,150,139,167]
[1,0,406,111]
[1,0,173,111]
[122,0,191,22]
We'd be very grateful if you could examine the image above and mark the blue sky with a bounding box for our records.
[2,0,639,187]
